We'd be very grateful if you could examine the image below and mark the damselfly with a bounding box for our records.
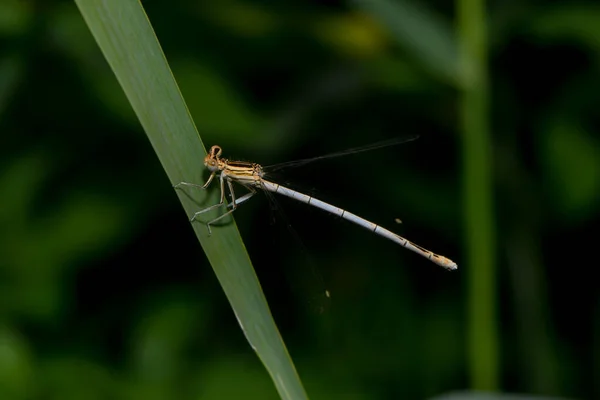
[174,137,458,271]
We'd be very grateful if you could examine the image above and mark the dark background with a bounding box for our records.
[1,0,599,399]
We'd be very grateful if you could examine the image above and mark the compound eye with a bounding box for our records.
[210,145,222,158]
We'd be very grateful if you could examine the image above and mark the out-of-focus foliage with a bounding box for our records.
[0,0,598,399]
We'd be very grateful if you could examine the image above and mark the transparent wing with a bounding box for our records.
[258,181,331,314]
[264,134,419,172]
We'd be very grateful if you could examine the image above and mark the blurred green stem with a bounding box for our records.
[457,0,499,390]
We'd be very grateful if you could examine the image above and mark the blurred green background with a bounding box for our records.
[1,0,599,399]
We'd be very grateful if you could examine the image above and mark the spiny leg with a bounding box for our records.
[189,174,227,224]
[173,171,216,190]
[205,181,257,234]
[173,172,218,217]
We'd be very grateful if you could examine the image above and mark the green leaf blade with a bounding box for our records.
[74,1,308,399]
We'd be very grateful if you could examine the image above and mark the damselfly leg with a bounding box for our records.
[175,174,257,234]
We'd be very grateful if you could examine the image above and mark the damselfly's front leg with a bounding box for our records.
[174,172,256,234]
[174,172,226,226]
[205,181,256,234]
[173,171,217,190]
[186,173,228,228]
[174,173,225,222]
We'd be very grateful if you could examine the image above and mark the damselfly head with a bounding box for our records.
[204,145,223,171]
